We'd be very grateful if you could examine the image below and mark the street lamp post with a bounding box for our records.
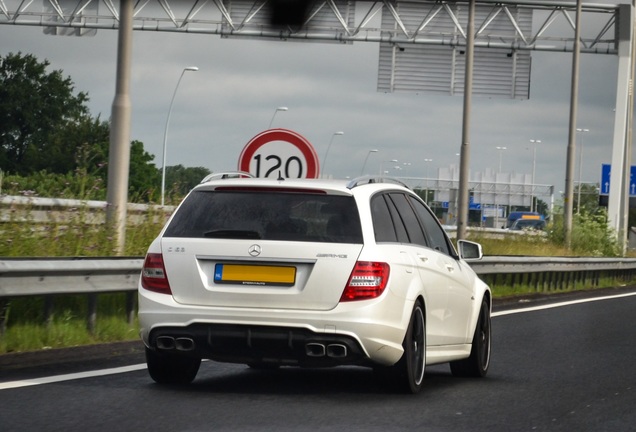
[268,106,288,129]
[424,158,433,202]
[495,146,507,228]
[576,128,590,214]
[161,66,198,206]
[496,146,507,173]
[321,131,344,178]
[529,140,541,212]
[360,149,378,175]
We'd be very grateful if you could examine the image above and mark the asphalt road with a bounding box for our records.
[1,288,635,432]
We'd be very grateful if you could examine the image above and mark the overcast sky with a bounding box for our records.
[0,1,630,200]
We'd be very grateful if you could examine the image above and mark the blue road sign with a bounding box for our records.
[600,164,636,196]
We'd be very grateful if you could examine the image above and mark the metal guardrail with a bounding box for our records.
[1,256,636,336]
[472,256,636,293]
[0,257,143,335]
[473,256,636,274]
[0,257,143,297]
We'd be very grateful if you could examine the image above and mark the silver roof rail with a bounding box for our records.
[346,176,410,190]
[200,171,254,183]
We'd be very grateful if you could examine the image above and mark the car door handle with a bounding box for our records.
[445,264,455,272]
[417,255,428,263]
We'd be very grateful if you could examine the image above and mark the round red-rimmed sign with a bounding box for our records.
[238,128,320,179]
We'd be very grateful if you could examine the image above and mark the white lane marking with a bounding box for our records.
[2,291,635,390]
[492,291,636,317]
[0,364,147,390]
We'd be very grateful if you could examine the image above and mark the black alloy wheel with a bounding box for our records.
[375,301,426,394]
[450,298,491,377]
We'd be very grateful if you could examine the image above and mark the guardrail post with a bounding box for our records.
[0,298,8,338]
[87,294,97,334]
[125,291,136,325]
[44,296,55,328]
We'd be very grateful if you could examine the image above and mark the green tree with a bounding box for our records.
[128,140,161,202]
[0,52,196,204]
[74,133,161,203]
[43,116,111,179]
[0,52,90,174]
[535,198,549,217]
[164,165,211,203]
[574,183,600,215]
[46,118,160,202]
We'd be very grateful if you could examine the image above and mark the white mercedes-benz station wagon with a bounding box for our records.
[139,175,491,393]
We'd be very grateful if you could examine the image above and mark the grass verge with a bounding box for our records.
[0,293,139,354]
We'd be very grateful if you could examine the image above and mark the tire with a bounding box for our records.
[450,298,491,378]
[145,347,201,385]
[375,301,426,394]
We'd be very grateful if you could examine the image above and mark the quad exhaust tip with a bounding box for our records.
[156,336,196,352]
[157,337,346,357]
[306,343,326,357]
[305,343,348,358]
[175,337,195,351]
[156,336,176,350]
[326,344,347,358]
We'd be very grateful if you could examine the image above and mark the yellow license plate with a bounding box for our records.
[214,264,296,286]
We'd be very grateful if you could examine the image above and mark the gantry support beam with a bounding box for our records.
[0,0,623,54]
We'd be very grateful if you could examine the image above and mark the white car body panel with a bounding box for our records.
[160,237,362,310]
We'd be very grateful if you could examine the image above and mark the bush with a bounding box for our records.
[1,170,106,200]
[547,210,620,257]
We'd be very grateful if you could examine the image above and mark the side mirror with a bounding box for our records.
[457,240,483,261]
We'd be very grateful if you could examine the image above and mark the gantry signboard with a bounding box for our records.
[377,3,532,99]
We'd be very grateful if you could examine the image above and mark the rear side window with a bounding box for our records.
[387,193,428,247]
[164,190,363,243]
[371,194,411,243]
[371,195,398,242]
[408,196,451,255]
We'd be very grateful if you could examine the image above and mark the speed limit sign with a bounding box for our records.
[238,129,320,179]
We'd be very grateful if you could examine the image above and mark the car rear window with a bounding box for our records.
[164,190,363,243]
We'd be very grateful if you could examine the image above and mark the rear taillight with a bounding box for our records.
[141,253,172,295]
[340,261,390,302]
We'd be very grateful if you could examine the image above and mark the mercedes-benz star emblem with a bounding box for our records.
[248,244,262,257]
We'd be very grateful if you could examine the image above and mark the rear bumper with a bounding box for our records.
[139,287,410,367]
[147,323,368,367]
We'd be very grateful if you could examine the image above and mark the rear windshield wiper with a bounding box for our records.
[203,230,261,239]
